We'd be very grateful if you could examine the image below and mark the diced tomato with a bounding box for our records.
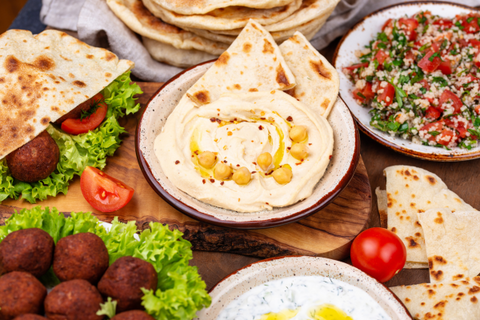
[425,106,442,120]
[352,82,375,103]
[437,60,452,75]
[418,50,442,73]
[458,38,469,48]
[404,50,415,61]
[437,128,456,146]
[377,83,395,106]
[382,18,394,31]
[374,49,389,67]
[434,32,452,42]
[419,79,431,91]
[457,75,479,91]
[433,19,453,30]
[438,89,463,114]
[475,52,480,68]
[399,18,419,41]
[475,105,480,115]
[459,14,480,34]
[420,121,444,134]
[468,39,480,48]
[343,62,369,77]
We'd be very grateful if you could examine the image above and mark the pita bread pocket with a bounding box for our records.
[418,208,480,283]
[186,20,296,105]
[0,29,133,160]
[381,166,474,264]
[390,277,480,320]
[279,32,339,118]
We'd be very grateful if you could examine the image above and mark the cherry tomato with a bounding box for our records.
[61,94,108,135]
[350,228,406,283]
[377,82,395,106]
[80,166,134,212]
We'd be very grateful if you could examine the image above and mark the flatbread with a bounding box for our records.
[142,36,217,68]
[143,0,302,31]
[279,32,339,118]
[106,0,228,55]
[390,277,480,320]
[150,0,295,15]
[186,20,295,105]
[419,208,480,283]
[0,29,133,160]
[383,166,475,264]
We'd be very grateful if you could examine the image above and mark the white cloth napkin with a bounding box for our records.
[41,0,480,82]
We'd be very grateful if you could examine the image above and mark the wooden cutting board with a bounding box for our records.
[0,83,372,260]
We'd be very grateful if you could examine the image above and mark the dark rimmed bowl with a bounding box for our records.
[195,255,412,319]
[333,1,480,161]
[135,61,360,229]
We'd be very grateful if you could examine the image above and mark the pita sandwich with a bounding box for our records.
[186,20,296,105]
[380,166,475,265]
[390,277,480,320]
[419,208,480,283]
[279,32,339,118]
[0,29,133,160]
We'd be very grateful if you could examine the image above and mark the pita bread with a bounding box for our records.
[0,29,133,160]
[390,277,480,320]
[383,166,475,264]
[142,36,217,68]
[106,0,228,55]
[150,0,295,15]
[186,20,295,105]
[279,32,339,118]
[419,208,480,283]
[143,0,302,31]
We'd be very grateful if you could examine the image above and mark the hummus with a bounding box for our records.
[154,90,333,212]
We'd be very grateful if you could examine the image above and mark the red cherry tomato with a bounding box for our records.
[61,94,108,135]
[350,228,406,283]
[377,83,395,106]
[80,166,134,212]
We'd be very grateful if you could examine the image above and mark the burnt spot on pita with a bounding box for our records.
[405,169,411,176]
[41,116,50,125]
[472,296,479,303]
[285,87,295,97]
[430,270,444,281]
[406,237,419,248]
[263,39,274,54]
[416,221,422,227]
[415,232,421,237]
[434,300,446,309]
[434,212,444,224]
[469,286,480,294]
[73,80,87,88]
[68,73,75,78]
[451,283,459,288]
[59,54,72,62]
[289,35,301,44]
[215,52,230,66]
[105,72,112,78]
[321,99,330,110]
[453,274,465,281]
[86,54,94,59]
[251,24,260,31]
[33,55,55,71]
[233,84,241,90]
[309,59,332,80]
[391,227,397,233]
[51,106,59,112]
[405,298,410,302]
[428,289,436,297]
[105,52,116,61]
[248,88,258,92]
[420,302,425,306]
[413,175,419,180]
[0,77,5,83]
[276,65,291,88]
[5,56,20,73]
[193,91,210,104]
[243,42,252,53]
[426,175,436,185]
[410,202,416,207]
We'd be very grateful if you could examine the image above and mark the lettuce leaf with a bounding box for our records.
[0,72,142,204]
[0,207,211,320]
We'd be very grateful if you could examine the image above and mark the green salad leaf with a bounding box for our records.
[0,207,212,320]
[0,72,142,204]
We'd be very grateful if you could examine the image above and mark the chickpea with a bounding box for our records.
[290,143,308,160]
[214,162,232,180]
[272,166,293,184]
[257,152,273,171]
[197,151,216,169]
[232,167,251,185]
[289,126,307,142]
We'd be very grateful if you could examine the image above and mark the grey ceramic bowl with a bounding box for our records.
[136,61,360,229]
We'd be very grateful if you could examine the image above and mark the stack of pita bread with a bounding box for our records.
[376,166,480,319]
[105,0,340,68]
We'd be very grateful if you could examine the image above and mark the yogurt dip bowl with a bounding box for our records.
[135,60,360,229]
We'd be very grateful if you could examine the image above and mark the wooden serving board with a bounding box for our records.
[0,83,372,260]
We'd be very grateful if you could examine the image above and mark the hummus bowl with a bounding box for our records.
[136,61,359,229]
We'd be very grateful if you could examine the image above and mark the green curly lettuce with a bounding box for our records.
[0,72,142,203]
[0,207,211,320]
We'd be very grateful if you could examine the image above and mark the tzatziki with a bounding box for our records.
[216,276,391,320]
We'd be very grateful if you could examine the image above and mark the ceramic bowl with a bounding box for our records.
[136,61,359,229]
[334,2,480,161]
[195,256,412,319]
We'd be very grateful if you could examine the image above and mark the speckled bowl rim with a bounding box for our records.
[199,255,412,319]
[333,1,480,162]
[135,60,360,229]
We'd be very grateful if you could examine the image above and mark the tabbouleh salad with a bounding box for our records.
[344,10,480,149]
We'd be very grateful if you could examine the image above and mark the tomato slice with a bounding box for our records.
[80,166,134,212]
[61,96,108,135]
[437,60,452,75]
[418,50,442,73]
[433,18,453,30]
[425,106,442,120]
[352,82,375,103]
[377,83,395,106]
[439,89,463,114]
[350,228,406,283]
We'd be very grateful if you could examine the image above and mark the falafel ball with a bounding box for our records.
[110,311,155,320]
[13,315,48,320]
[53,232,109,284]
[5,130,60,183]
[97,256,157,312]
[0,228,54,277]
[0,271,47,320]
[44,279,104,320]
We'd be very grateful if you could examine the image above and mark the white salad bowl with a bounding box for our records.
[334,2,480,161]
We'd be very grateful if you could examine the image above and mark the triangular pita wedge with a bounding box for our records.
[383,166,475,264]
[279,32,339,118]
[390,277,480,320]
[186,20,296,105]
[0,29,133,160]
[419,208,480,283]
